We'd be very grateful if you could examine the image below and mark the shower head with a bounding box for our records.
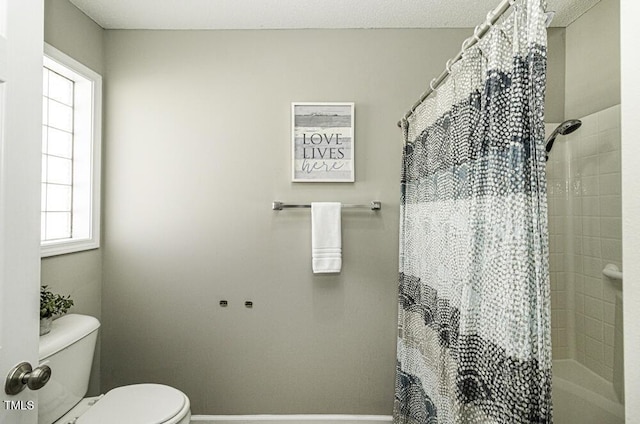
[555,119,582,136]
[545,119,582,161]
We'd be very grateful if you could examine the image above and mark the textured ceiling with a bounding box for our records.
[69,0,601,30]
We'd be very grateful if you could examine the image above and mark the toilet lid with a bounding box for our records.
[77,384,187,424]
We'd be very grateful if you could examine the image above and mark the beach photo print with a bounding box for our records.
[291,102,354,182]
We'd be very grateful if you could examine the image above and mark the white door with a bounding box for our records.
[0,0,44,423]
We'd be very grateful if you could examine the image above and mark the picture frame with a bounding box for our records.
[291,102,355,182]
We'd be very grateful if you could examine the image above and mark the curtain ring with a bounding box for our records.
[473,25,482,43]
[429,78,438,92]
[461,37,472,51]
[486,10,496,26]
[445,58,453,74]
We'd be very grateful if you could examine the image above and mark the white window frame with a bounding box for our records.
[41,43,102,257]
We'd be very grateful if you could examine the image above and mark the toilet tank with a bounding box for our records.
[38,314,100,424]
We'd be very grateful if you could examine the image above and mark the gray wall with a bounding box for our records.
[44,0,103,73]
[101,27,567,415]
[42,0,104,396]
[546,28,566,123]
[565,0,620,118]
[100,28,464,414]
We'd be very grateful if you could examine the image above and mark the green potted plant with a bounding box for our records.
[40,285,74,336]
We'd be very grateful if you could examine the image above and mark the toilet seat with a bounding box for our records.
[70,384,190,424]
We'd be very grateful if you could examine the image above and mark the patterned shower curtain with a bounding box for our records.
[394,0,552,423]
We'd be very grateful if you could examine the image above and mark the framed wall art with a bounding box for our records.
[291,102,354,182]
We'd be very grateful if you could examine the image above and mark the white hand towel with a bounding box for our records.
[311,202,342,273]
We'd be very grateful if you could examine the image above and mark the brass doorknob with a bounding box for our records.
[4,362,52,395]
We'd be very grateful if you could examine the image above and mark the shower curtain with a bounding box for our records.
[394,1,552,423]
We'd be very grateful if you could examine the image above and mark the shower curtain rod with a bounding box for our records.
[396,0,517,128]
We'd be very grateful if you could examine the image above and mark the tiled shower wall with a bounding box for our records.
[547,104,622,382]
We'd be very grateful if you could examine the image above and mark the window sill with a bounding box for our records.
[41,239,100,258]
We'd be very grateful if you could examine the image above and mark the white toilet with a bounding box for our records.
[38,314,191,424]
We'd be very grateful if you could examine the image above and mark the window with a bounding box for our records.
[41,44,102,257]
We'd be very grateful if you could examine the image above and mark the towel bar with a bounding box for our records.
[272,201,381,211]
